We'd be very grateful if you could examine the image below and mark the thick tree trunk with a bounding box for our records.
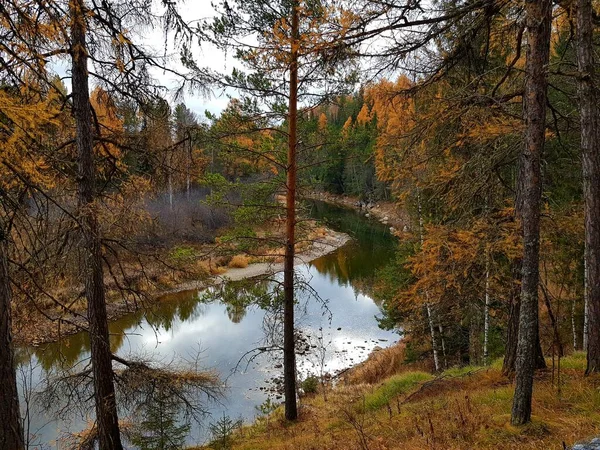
[503,278,520,375]
[70,1,124,448]
[0,231,24,450]
[511,0,552,426]
[576,0,600,374]
[503,271,547,376]
[283,0,299,421]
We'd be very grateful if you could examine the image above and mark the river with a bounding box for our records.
[16,200,399,448]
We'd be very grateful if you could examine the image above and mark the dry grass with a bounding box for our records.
[229,254,250,268]
[204,353,600,450]
[343,343,427,385]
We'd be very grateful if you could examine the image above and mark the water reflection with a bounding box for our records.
[18,200,400,448]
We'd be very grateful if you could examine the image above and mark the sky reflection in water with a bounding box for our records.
[18,201,399,448]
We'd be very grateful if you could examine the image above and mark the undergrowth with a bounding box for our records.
[192,352,600,450]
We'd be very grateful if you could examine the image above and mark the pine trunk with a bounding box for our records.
[283,0,299,421]
[576,0,600,374]
[503,268,546,376]
[71,1,124,447]
[0,231,24,450]
[511,0,552,425]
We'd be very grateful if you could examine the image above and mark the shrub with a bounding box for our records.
[301,375,319,394]
[228,254,250,268]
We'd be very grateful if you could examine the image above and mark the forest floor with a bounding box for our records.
[12,223,350,346]
[196,349,600,450]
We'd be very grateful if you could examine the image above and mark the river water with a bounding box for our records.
[16,200,399,448]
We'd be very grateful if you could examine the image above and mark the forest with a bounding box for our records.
[1,0,600,449]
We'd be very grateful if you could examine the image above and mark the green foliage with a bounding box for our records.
[362,371,432,411]
[255,397,279,417]
[130,392,190,450]
[169,246,197,262]
[208,414,243,450]
[301,375,319,394]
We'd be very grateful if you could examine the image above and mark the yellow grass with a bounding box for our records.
[228,254,250,268]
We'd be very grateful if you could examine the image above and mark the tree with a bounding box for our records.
[511,0,552,425]
[1,0,203,446]
[130,389,191,450]
[69,0,124,446]
[575,0,600,374]
[0,77,69,450]
[205,0,357,421]
[0,228,23,450]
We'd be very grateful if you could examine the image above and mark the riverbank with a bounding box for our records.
[305,191,408,230]
[13,226,350,346]
[196,352,600,450]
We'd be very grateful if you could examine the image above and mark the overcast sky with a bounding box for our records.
[49,0,235,120]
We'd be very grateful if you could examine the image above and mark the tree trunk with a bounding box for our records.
[484,249,490,365]
[572,299,578,351]
[503,261,546,376]
[0,230,24,450]
[283,0,299,421]
[511,0,551,425]
[426,303,440,371]
[584,256,589,350]
[70,1,124,448]
[417,192,440,371]
[576,0,600,374]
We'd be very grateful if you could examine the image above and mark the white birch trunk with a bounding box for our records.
[168,173,173,211]
[484,250,490,365]
[418,192,440,371]
[572,299,578,351]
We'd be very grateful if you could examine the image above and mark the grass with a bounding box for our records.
[198,353,600,450]
[362,371,432,411]
[228,254,250,268]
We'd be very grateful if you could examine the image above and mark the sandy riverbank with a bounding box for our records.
[17,227,351,346]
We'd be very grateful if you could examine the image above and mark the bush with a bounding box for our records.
[228,254,250,268]
[301,375,319,394]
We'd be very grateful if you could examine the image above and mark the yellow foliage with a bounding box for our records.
[356,103,371,126]
[317,112,328,132]
[0,86,64,190]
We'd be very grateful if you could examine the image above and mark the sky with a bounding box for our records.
[144,0,236,118]
[50,0,235,120]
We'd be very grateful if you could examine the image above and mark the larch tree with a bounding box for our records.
[511,0,552,425]
[0,5,68,447]
[1,0,203,447]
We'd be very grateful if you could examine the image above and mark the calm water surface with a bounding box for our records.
[17,200,399,448]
